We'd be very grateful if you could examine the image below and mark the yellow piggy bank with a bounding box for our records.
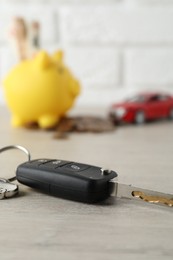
[3,50,80,128]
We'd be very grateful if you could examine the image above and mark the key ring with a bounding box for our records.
[0,145,31,182]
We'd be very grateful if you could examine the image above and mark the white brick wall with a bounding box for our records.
[60,6,173,44]
[126,49,173,87]
[64,47,120,88]
[1,0,173,107]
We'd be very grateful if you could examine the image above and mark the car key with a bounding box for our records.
[16,159,173,207]
[16,159,117,203]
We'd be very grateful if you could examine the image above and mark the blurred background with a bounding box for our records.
[1,0,173,107]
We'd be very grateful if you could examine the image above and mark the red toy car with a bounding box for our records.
[109,92,173,124]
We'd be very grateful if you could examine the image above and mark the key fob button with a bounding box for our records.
[26,159,50,167]
[39,160,70,169]
[62,163,90,172]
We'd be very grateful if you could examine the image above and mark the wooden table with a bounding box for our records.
[0,107,172,260]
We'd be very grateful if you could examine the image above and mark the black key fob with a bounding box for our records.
[16,159,118,203]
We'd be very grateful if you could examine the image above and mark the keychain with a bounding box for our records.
[0,145,31,199]
[0,145,173,207]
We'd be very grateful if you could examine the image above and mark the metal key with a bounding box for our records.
[110,181,173,207]
[0,178,18,199]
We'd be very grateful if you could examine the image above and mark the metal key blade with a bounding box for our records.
[0,178,18,199]
[110,182,173,207]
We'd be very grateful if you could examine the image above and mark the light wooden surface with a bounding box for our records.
[0,107,173,260]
